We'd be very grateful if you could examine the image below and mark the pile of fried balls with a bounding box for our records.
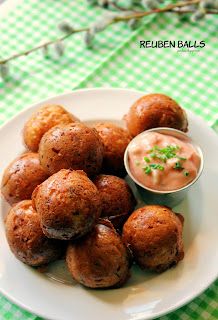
[1,94,187,289]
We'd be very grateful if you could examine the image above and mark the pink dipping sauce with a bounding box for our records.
[128,132,201,191]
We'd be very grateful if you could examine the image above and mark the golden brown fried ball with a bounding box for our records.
[66,220,131,288]
[122,205,184,272]
[38,122,104,176]
[32,169,102,240]
[93,122,131,176]
[23,105,78,152]
[93,175,136,228]
[6,200,62,266]
[1,153,48,205]
[124,94,188,137]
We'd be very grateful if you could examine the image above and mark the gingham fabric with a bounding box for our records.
[0,1,217,319]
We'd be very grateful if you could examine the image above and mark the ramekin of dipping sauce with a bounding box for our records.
[124,128,204,207]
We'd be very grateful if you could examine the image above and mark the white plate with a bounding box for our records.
[0,88,218,320]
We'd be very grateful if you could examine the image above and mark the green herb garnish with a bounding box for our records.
[157,154,167,163]
[150,153,156,159]
[149,164,164,170]
[149,145,180,161]
[159,145,179,159]
[142,144,187,176]
[143,163,165,174]
[150,145,160,152]
[173,161,184,170]
[184,171,189,176]
[143,166,152,174]
[149,153,167,163]
[144,156,150,163]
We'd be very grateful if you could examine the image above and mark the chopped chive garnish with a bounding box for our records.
[159,145,179,159]
[142,145,187,176]
[157,154,167,162]
[150,153,167,162]
[143,163,165,175]
[150,153,156,159]
[149,164,157,168]
[143,166,152,174]
[173,161,184,170]
[149,164,164,171]
[152,145,160,151]
[149,145,180,161]
[144,156,150,163]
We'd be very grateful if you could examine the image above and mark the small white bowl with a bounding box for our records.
[124,127,204,207]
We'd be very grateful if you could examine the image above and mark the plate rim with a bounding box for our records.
[0,87,217,320]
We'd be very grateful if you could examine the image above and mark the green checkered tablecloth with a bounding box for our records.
[0,1,217,319]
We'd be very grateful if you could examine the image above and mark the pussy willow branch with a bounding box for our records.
[170,9,218,14]
[0,0,216,65]
[0,27,88,65]
[110,2,141,12]
[112,0,201,21]
[110,1,217,14]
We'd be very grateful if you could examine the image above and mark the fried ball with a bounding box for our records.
[124,93,188,137]
[23,105,78,152]
[32,169,102,240]
[93,122,131,176]
[122,205,184,272]
[38,122,104,176]
[93,175,136,228]
[1,152,48,205]
[6,200,62,266]
[66,220,131,288]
